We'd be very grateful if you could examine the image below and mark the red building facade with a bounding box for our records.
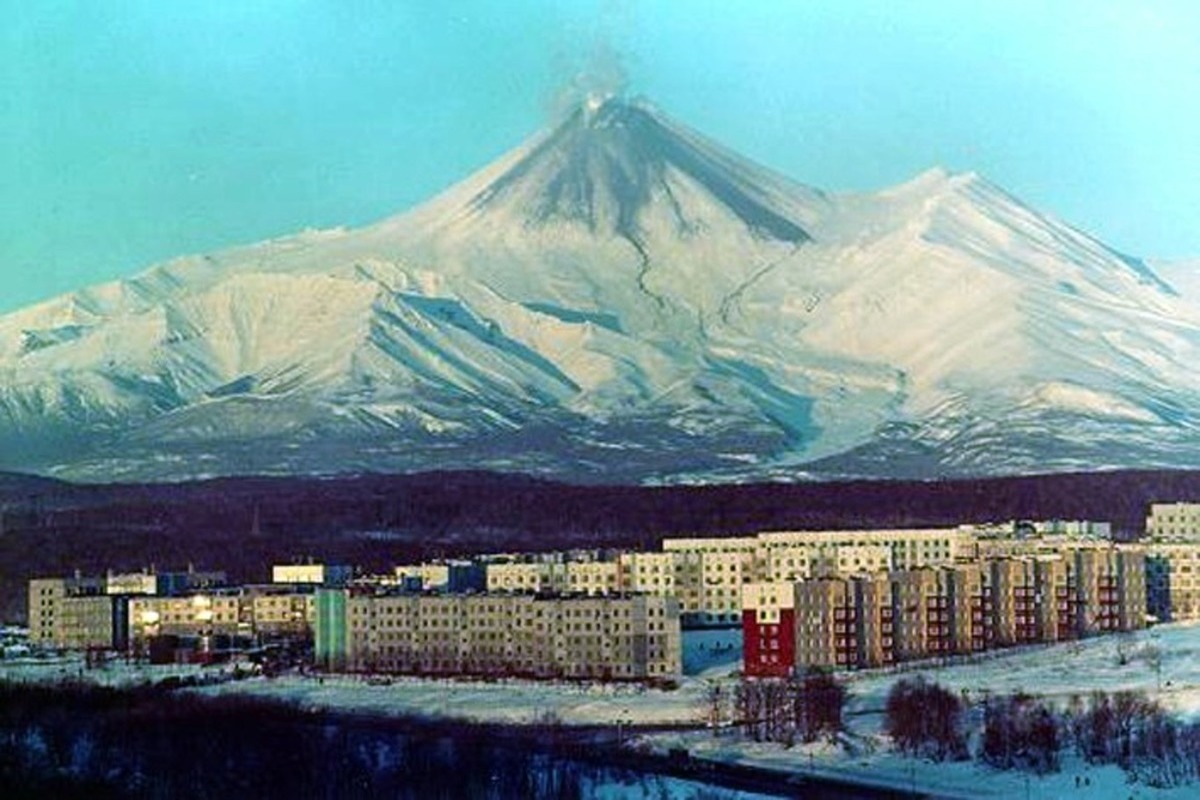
[741,582,796,677]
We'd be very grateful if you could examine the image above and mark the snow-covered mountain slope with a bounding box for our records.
[2,96,1198,483]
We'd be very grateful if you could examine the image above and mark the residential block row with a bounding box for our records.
[742,543,1146,676]
[24,505,1200,682]
[315,589,680,681]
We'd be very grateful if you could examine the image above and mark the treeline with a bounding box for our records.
[706,670,846,746]
[0,683,699,799]
[880,677,1200,789]
[884,676,970,761]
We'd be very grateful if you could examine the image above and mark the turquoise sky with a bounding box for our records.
[3,1,1198,313]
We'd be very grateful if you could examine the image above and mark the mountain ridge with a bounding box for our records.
[1,97,1197,483]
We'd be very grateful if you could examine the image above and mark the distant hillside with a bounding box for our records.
[3,468,1199,623]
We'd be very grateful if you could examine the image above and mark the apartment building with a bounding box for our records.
[56,595,128,651]
[617,551,678,591]
[985,557,1061,645]
[1146,502,1200,541]
[272,563,353,587]
[785,572,902,672]
[1066,544,1146,634]
[756,528,971,570]
[1145,542,1200,621]
[565,560,621,595]
[127,584,319,645]
[28,568,230,651]
[888,565,989,661]
[742,581,797,677]
[315,589,680,681]
[28,574,104,647]
[485,561,570,593]
[747,546,1146,676]
[760,546,813,583]
[129,592,245,642]
[811,544,893,577]
[393,560,485,592]
[248,586,317,637]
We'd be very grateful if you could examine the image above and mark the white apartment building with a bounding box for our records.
[1145,541,1200,621]
[565,560,621,595]
[104,571,158,595]
[617,551,679,592]
[272,563,352,587]
[750,527,970,569]
[328,590,680,680]
[129,593,245,640]
[394,563,450,590]
[810,544,893,577]
[485,561,569,593]
[28,574,105,647]
[1147,503,1200,542]
[660,528,965,623]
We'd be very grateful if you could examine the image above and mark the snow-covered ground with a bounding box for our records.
[842,621,1200,719]
[5,624,1200,797]
[655,621,1200,799]
[0,653,249,687]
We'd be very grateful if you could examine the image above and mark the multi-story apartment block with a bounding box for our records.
[565,560,621,595]
[1066,544,1146,635]
[127,584,320,646]
[698,550,757,624]
[1145,542,1200,621]
[393,560,485,593]
[1146,502,1200,541]
[811,544,893,577]
[987,557,1063,646]
[888,565,988,661]
[28,574,105,648]
[248,586,317,637]
[748,544,1146,676]
[272,563,353,587]
[485,561,570,593]
[661,529,968,625]
[742,581,797,677]
[56,595,129,651]
[128,592,246,642]
[316,589,680,681]
[617,551,679,594]
[794,577,869,672]
[791,572,898,672]
[29,569,229,651]
[760,546,813,582]
[755,528,971,570]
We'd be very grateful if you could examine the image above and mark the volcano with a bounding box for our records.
[2,97,1199,483]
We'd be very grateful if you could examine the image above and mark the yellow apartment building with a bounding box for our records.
[334,591,680,681]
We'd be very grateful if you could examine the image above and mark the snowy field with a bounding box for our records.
[652,621,1200,799]
[0,653,248,687]
[842,621,1200,720]
[6,624,1200,797]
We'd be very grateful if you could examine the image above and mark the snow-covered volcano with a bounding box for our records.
[3,97,1199,483]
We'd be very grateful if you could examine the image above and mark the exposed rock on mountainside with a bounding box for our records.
[1,97,1197,482]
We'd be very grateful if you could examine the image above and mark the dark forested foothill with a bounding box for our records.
[3,467,1198,623]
